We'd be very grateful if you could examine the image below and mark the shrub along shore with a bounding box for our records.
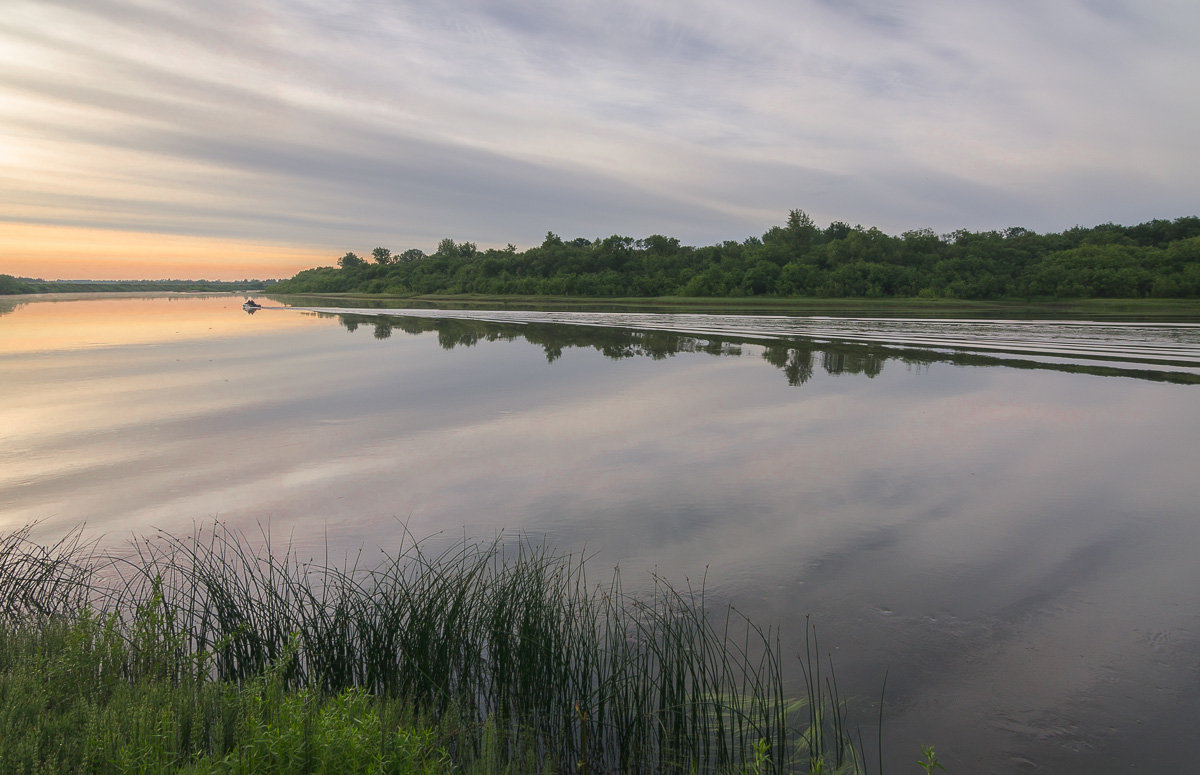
[0,524,874,775]
[273,212,1200,301]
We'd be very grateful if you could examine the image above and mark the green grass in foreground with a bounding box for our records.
[0,524,877,775]
[0,614,451,774]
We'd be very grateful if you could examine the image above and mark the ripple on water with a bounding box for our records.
[304,308,1200,369]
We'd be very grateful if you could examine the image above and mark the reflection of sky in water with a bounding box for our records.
[0,294,322,353]
[2,295,1199,772]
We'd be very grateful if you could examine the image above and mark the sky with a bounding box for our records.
[1,0,1198,280]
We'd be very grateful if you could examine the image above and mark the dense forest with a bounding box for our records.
[274,212,1200,300]
[0,277,275,294]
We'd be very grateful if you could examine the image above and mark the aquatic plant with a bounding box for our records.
[0,523,869,774]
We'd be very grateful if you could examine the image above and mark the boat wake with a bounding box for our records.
[295,307,1200,372]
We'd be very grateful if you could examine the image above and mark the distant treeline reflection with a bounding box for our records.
[325,311,1199,386]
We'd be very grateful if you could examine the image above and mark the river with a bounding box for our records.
[2,292,1198,772]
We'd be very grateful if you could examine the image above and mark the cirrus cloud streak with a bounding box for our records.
[1,0,1197,278]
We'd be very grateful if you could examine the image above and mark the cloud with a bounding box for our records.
[1,0,1198,276]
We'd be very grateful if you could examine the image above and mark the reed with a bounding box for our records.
[0,523,868,774]
[0,523,96,622]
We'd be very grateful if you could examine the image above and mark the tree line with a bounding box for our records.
[0,277,276,295]
[273,212,1200,299]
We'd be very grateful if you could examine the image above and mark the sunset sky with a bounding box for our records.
[2,0,1198,280]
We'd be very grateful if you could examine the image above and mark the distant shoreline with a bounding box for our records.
[0,276,274,294]
[268,291,1200,321]
[272,213,1200,303]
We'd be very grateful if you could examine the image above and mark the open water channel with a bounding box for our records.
[2,292,1199,772]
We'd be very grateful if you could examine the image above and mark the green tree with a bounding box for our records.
[785,208,820,250]
[823,221,853,241]
[372,247,393,265]
[275,213,1200,301]
[742,261,781,295]
[0,274,35,294]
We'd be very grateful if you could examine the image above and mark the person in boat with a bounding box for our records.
[243,299,261,308]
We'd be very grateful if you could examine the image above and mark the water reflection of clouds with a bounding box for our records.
[5,299,1200,772]
[0,294,322,354]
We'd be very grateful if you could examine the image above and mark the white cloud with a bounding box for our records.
[1,0,1197,265]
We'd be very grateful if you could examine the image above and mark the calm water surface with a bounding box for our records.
[2,293,1199,772]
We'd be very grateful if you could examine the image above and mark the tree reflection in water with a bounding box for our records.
[324,311,1200,386]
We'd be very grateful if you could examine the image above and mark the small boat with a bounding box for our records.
[242,299,261,310]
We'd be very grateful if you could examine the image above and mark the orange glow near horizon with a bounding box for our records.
[0,222,333,280]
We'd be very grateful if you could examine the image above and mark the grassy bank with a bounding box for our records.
[271,292,1200,321]
[0,524,871,775]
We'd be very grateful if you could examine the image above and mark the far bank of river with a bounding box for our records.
[265,292,1200,320]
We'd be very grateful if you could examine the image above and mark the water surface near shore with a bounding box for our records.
[2,293,1198,772]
